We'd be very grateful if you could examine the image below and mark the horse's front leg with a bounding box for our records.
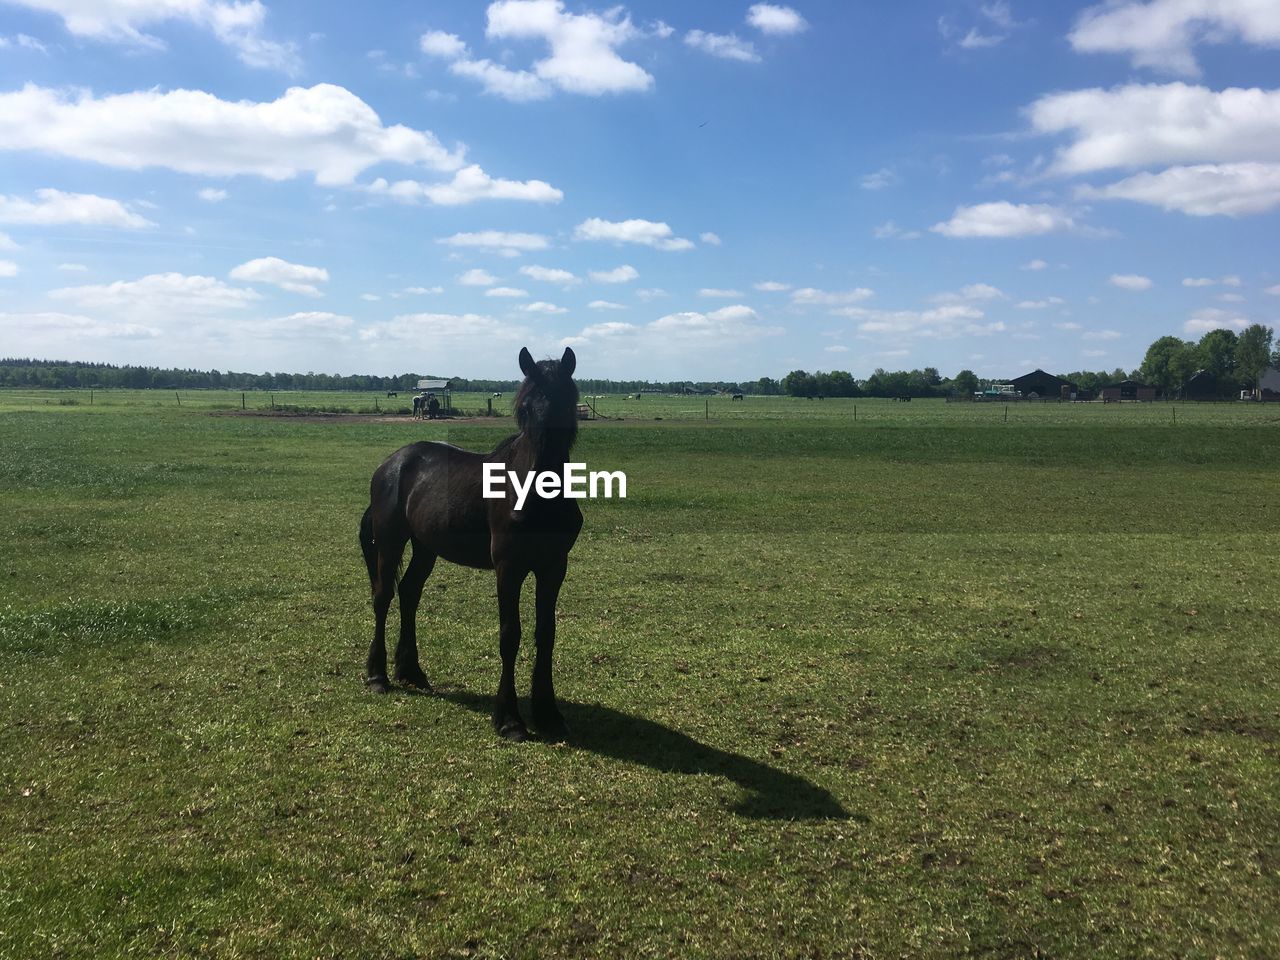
[531,558,569,740]
[493,561,530,741]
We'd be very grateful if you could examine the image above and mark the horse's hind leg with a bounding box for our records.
[394,546,435,689]
[366,532,406,694]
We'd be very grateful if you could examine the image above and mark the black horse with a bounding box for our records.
[359,347,582,741]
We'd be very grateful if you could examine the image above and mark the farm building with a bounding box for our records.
[1009,369,1076,399]
[1181,369,1223,400]
[1258,366,1280,400]
[1100,378,1157,401]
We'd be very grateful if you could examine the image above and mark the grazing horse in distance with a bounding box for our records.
[411,393,427,419]
[359,347,583,741]
[732,392,744,401]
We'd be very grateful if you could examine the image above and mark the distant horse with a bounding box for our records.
[732,393,744,401]
[387,391,398,398]
[411,394,428,419]
[359,347,582,741]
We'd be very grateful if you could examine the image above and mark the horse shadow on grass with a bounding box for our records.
[434,688,853,822]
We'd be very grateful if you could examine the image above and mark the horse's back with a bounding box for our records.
[373,441,493,568]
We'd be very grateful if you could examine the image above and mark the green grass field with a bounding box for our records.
[1,391,1277,958]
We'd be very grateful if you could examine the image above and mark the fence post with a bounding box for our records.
[854,404,857,421]
[705,398,709,420]
[90,389,94,405]
[270,393,275,410]
[487,398,493,415]
[175,391,181,406]
[1004,404,1008,422]
[241,392,245,410]
[375,397,379,412]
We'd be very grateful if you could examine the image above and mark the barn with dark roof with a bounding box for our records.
[1009,369,1076,399]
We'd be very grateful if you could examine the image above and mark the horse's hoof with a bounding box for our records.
[539,721,570,743]
[394,668,432,691]
[534,712,570,742]
[495,719,530,742]
[366,675,390,694]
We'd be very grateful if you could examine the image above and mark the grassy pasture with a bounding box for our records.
[0,391,1277,958]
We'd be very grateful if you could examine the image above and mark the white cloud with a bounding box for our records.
[754,280,790,291]
[699,231,722,245]
[635,288,666,300]
[49,272,261,316]
[1183,277,1215,286]
[458,268,497,286]
[646,305,780,341]
[836,303,1002,339]
[363,312,531,347]
[1265,284,1280,296]
[0,84,464,186]
[420,30,468,59]
[1055,321,1083,331]
[873,220,921,240]
[1069,0,1280,76]
[522,301,568,314]
[0,260,18,277]
[0,310,160,341]
[1110,273,1153,290]
[931,202,1075,237]
[254,311,354,338]
[434,0,651,100]
[959,28,1004,49]
[825,344,850,353]
[5,0,300,72]
[930,283,1006,303]
[360,293,380,302]
[402,285,444,295]
[1218,292,1246,302]
[588,300,626,309]
[0,188,154,228]
[1184,307,1249,333]
[1028,84,1280,177]
[684,30,760,62]
[1022,258,1048,271]
[57,262,87,271]
[792,287,875,306]
[447,58,550,102]
[368,164,563,206]
[698,288,744,298]
[438,231,549,253]
[230,256,329,297]
[198,187,228,203]
[860,168,898,190]
[1016,297,1065,309]
[589,264,639,284]
[747,4,808,35]
[1079,162,1280,216]
[520,265,580,285]
[1222,275,1242,286]
[574,217,694,251]
[0,232,16,251]
[486,286,529,298]
[0,33,49,53]
[1082,328,1123,340]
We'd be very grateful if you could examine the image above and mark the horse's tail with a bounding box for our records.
[359,504,378,588]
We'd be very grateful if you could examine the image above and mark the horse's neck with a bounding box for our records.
[508,428,572,473]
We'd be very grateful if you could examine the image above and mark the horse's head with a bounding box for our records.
[515,346,579,453]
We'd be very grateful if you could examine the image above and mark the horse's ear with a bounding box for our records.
[560,346,576,377]
[518,347,537,378]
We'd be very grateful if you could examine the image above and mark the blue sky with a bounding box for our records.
[1,0,1278,380]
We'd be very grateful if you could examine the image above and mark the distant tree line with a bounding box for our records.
[4,324,1276,398]
[1137,324,1277,397]
[0,359,761,397]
